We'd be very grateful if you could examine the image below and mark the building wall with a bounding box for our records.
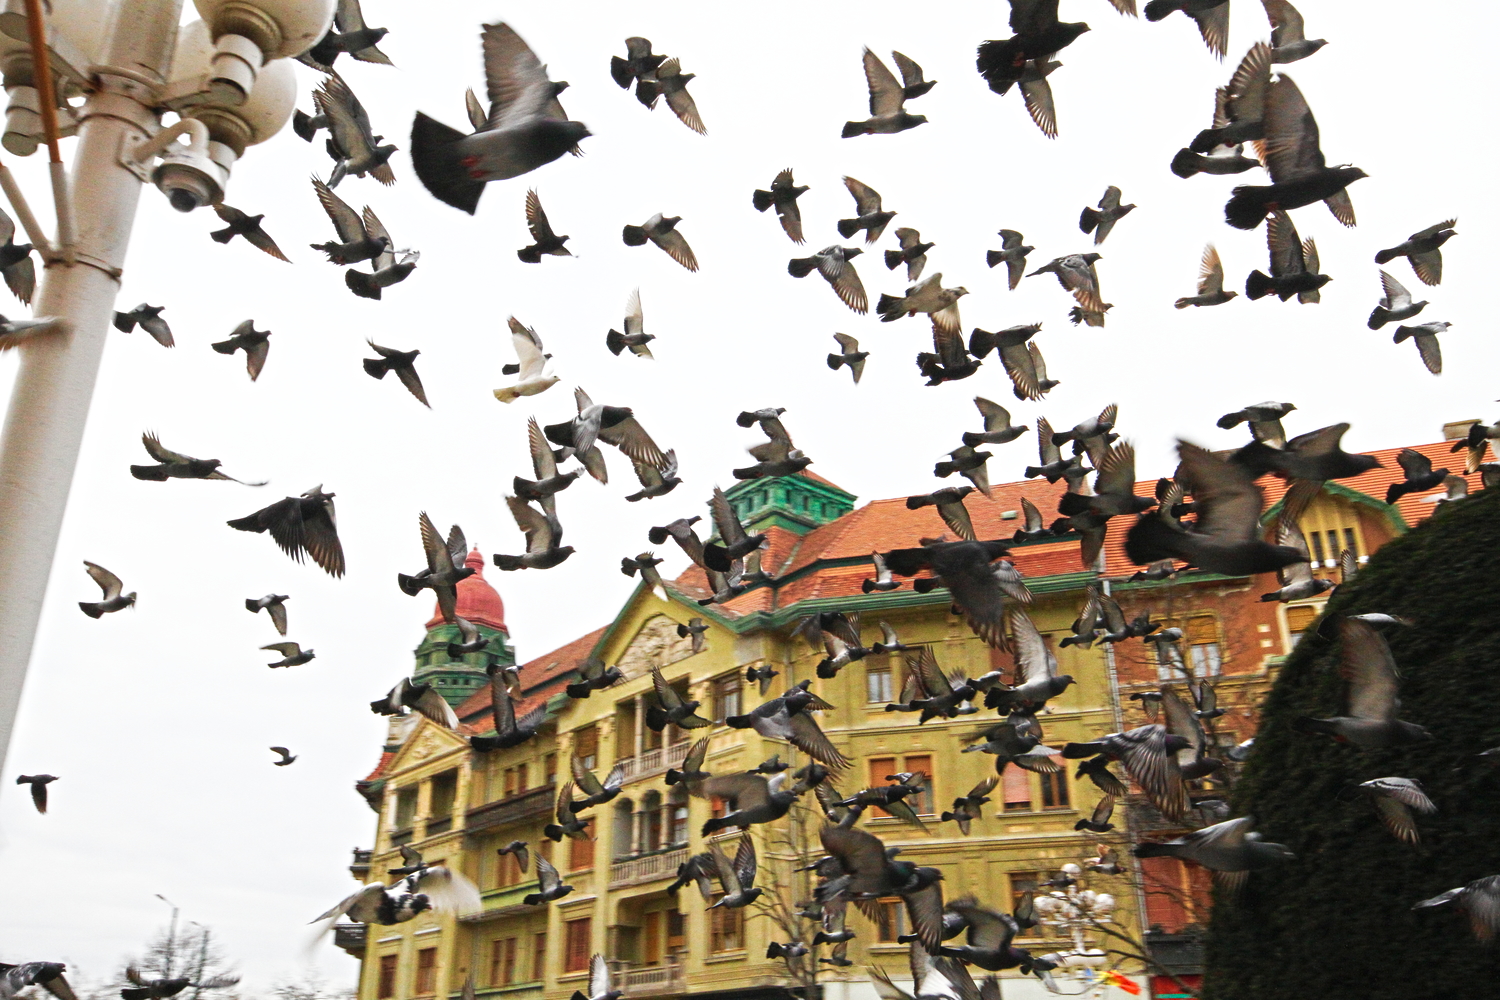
[351,584,1148,1000]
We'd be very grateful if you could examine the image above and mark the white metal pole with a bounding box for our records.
[0,0,185,778]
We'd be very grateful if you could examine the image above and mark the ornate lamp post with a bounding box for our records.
[1032,864,1119,997]
[0,0,334,777]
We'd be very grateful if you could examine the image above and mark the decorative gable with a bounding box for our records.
[616,614,697,675]
[388,717,470,775]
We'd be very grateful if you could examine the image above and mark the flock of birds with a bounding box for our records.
[6,0,1500,997]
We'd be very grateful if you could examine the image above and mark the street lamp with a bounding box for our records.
[1031,864,1118,997]
[0,0,334,779]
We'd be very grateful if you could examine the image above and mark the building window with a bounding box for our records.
[568,818,596,871]
[377,956,398,1000]
[545,753,558,785]
[564,918,592,972]
[904,755,933,815]
[428,770,458,827]
[642,791,663,851]
[498,844,524,888]
[393,786,418,831]
[414,948,437,996]
[573,727,598,771]
[539,838,555,866]
[503,767,518,798]
[1157,616,1223,679]
[490,938,517,986]
[712,674,742,722]
[875,897,907,942]
[532,932,547,982]
[709,898,744,952]
[1039,770,1070,809]
[1002,766,1031,812]
[668,787,689,846]
[1009,873,1042,916]
[867,755,932,815]
[1286,605,1319,648]
[866,657,893,703]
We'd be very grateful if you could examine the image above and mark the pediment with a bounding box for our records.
[617,614,697,676]
[389,717,470,774]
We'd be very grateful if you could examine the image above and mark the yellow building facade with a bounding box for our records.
[344,475,1153,1000]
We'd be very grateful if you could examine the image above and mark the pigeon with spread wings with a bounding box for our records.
[494,316,558,403]
[492,495,573,571]
[410,23,590,213]
[622,213,699,271]
[470,664,545,750]
[1224,73,1366,230]
[310,177,388,265]
[753,169,808,244]
[518,189,571,262]
[788,245,867,314]
[396,513,473,622]
[843,48,927,137]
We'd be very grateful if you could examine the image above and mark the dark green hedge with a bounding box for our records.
[1204,487,1500,998]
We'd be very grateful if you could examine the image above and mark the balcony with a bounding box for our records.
[333,923,366,958]
[462,883,540,922]
[609,846,689,888]
[349,848,372,879]
[466,785,554,834]
[617,742,690,783]
[614,961,682,995]
[427,817,453,836]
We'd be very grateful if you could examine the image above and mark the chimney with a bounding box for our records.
[1444,419,1480,441]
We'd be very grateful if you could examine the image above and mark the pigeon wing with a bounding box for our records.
[861,49,905,117]
[1339,617,1401,721]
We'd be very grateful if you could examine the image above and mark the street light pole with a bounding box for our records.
[0,0,184,777]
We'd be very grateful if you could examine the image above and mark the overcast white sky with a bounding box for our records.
[0,0,1493,990]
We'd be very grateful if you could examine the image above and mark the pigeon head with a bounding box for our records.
[844,247,864,259]
[530,119,592,159]
[951,286,970,297]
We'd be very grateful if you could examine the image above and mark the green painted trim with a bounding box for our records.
[1109,569,1251,592]
[1260,481,1409,532]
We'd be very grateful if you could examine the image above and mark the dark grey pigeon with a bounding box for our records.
[1174,244,1236,307]
[843,48,927,137]
[246,593,289,635]
[1367,270,1426,329]
[1244,210,1327,303]
[1188,44,1271,152]
[1375,219,1454,286]
[1078,186,1135,245]
[836,176,896,243]
[1393,322,1448,376]
[885,227,933,281]
[310,177,388,265]
[752,169,808,244]
[1413,876,1500,942]
[112,304,173,347]
[1135,816,1294,893]
[1216,400,1295,448]
[985,229,1033,289]
[1126,441,1305,576]
[492,496,573,571]
[1264,0,1327,62]
[1144,0,1230,57]
[610,36,664,90]
[345,217,418,300]
[1223,73,1365,229]
[1294,616,1432,748]
[1358,777,1436,845]
[130,432,264,484]
[262,642,314,668]
[78,561,135,618]
[788,245,867,313]
[827,333,868,383]
[298,0,392,71]
[228,486,344,576]
[14,773,58,814]
[410,23,590,214]
[622,213,699,271]
[518,189,571,262]
[211,320,271,381]
[210,205,290,261]
[363,341,429,406]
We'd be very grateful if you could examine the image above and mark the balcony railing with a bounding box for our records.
[349,847,372,879]
[609,846,689,888]
[466,785,554,834]
[614,962,682,995]
[617,741,691,783]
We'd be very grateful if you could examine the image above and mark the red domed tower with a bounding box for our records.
[411,549,514,708]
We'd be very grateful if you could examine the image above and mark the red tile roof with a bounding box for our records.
[362,750,396,783]
[452,625,609,728]
[672,437,1489,617]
